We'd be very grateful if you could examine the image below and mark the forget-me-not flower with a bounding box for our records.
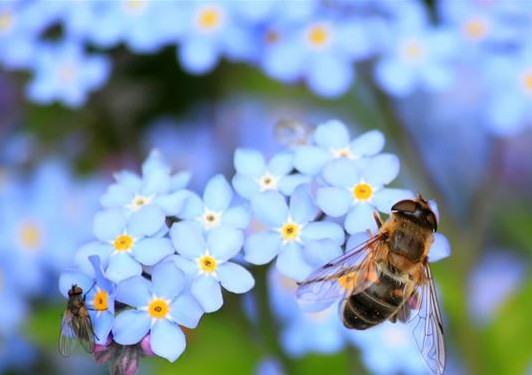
[316,156,413,234]
[112,261,203,362]
[91,207,174,283]
[245,186,344,281]
[293,120,385,175]
[233,149,310,200]
[170,221,254,313]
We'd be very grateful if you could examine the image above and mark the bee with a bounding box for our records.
[59,284,96,356]
[297,195,446,375]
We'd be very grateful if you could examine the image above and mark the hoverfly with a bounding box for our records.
[297,195,446,375]
[59,284,96,356]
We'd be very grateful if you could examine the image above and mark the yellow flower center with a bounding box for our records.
[463,17,489,40]
[520,70,532,93]
[401,39,425,62]
[265,29,280,44]
[259,173,278,192]
[113,234,134,252]
[58,64,76,83]
[123,0,147,13]
[198,255,218,273]
[18,220,42,251]
[92,289,109,311]
[196,6,222,31]
[147,298,170,319]
[307,24,329,48]
[128,194,152,211]
[0,11,13,32]
[352,182,373,202]
[280,222,300,242]
[332,147,353,159]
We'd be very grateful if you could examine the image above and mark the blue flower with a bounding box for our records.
[59,256,115,345]
[233,149,309,200]
[100,150,192,217]
[91,207,174,283]
[170,221,254,312]
[178,174,250,231]
[177,2,255,74]
[316,156,413,234]
[245,186,344,281]
[112,261,203,362]
[374,20,457,97]
[293,120,385,175]
[26,40,111,107]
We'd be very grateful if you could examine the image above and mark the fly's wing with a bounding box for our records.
[59,310,77,357]
[296,234,384,312]
[74,308,96,354]
[409,264,446,375]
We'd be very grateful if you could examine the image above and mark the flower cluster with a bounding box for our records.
[60,119,452,372]
[3,1,532,134]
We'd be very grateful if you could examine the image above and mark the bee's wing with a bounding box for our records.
[59,311,77,357]
[296,234,384,312]
[409,264,446,375]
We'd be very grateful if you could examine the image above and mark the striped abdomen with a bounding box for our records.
[342,266,406,330]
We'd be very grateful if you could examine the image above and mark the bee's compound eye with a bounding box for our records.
[391,199,417,213]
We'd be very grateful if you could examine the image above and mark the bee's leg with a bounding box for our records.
[373,212,383,229]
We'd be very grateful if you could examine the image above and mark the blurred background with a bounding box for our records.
[0,0,531,374]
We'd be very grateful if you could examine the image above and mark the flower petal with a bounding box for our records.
[293,146,330,175]
[362,154,400,187]
[276,243,313,282]
[350,130,385,157]
[170,293,204,328]
[208,227,243,261]
[93,209,126,241]
[222,205,250,229]
[170,221,205,258]
[251,191,288,228]
[234,148,265,177]
[232,174,259,200]
[244,231,282,265]
[128,205,165,237]
[373,188,415,213]
[302,221,345,245]
[203,174,233,212]
[289,185,319,224]
[322,158,359,188]
[268,152,293,176]
[316,187,351,217]
[344,204,377,234]
[155,190,191,216]
[100,184,132,208]
[92,311,114,345]
[115,276,151,308]
[150,320,186,362]
[106,253,142,284]
[112,310,150,345]
[217,262,255,294]
[313,120,350,149]
[191,276,223,313]
[429,233,451,263]
[278,174,311,196]
[152,261,186,300]
[133,237,174,266]
[302,239,343,268]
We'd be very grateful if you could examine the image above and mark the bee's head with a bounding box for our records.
[68,284,83,297]
[391,194,438,232]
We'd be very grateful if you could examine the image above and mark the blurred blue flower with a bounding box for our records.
[233,149,309,200]
[374,22,457,97]
[179,174,250,231]
[245,186,344,281]
[348,321,427,375]
[170,221,254,312]
[101,150,192,217]
[177,2,255,74]
[0,335,37,373]
[316,156,413,234]
[59,256,116,345]
[293,120,385,175]
[112,261,203,362]
[26,40,111,107]
[468,250,526,325]
[91,206,173,283]
[255,357,285,375]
